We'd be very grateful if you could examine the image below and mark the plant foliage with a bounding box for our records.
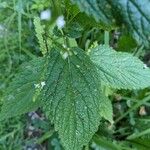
[43,47,106,150]
[1,0,150,150]
[72,0,150,46]
[0,58,45,120]
[90,44,150,89]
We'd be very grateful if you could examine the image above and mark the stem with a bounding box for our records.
[127,128,150,140]
[22,48,36,59]
[36,129,54,144]
[60,29,70,48]
[104,31,109,45]
[114,95,150,124]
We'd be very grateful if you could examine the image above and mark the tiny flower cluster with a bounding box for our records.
[56,15,65,29]
[40,9,65,29]
[34,81,46,89]
[40,9,51,20]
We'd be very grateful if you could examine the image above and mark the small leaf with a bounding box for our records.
[0,58,45,121]
[90,45,150,89]
[64,22,84,38]
[53,22,83,38]
[42,47,106,150]
[100,97,113,123]
[117,35,137,52]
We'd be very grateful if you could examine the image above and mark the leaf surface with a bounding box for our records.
[0,58,45,120]
[100,97,113,123]
[71,0,115,28]
[110,0,150,47]
[90,45,150,89]
[72,0,150,46]
[42,47,105,150]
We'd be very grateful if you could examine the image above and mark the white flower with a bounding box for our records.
[62,52,68,59]
[62,44,67,48]
[40,9,51,20]
[34,81,46,89]
[76,65,80,68]
[56,15,65,29]
[34,83,40,88]
[143,64,148,69]
[41,81,46,88]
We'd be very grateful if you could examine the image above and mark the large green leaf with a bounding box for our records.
[71,0,115,28]
[72,0,150,47]
[42,47,106,150]
[90,45,150,89]
[0,58,45,121]
[110,0,150,47]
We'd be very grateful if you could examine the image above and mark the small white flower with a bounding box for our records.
[62,44,67,48]
[143,64,148,69]
[41,81,46,88]
[62,52,68,59]
[76,65,80,68]
[40,9,51,20]
[56,15,65,29]
[34,83,40,88]
[34,81,46,89]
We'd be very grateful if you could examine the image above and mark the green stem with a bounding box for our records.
[93,134,133,150]
[36,129,54,144]
[104,31,109,45]
[127,128,150,140]
[60,29,70,48]
[114,95,150,124]
[22,48,36,59]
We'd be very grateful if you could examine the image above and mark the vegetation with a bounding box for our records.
[0,0,150,150]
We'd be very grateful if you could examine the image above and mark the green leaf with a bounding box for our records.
[72,0,150,46]
[89,45,150,89]
[100,97,113,123]
[117,35,137,52]
[0,58,45,121]
[42,47,106,150]
[64,22,84,38]
[110,0,150,47]
[127,138,150,150]
[93,135,121,150]
[53,22,83,38]
[71,0,115,29]
[127,117,150,139]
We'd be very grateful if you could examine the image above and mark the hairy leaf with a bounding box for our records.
[42,47,106,150]
[90,45,150,89]
[110,0,150,47]
[72,0,150,46]
[0,58,45,121]
[71,0,115,29]
[100,97,113,123]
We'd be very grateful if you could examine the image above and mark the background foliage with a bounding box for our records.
[0,0,150,150]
